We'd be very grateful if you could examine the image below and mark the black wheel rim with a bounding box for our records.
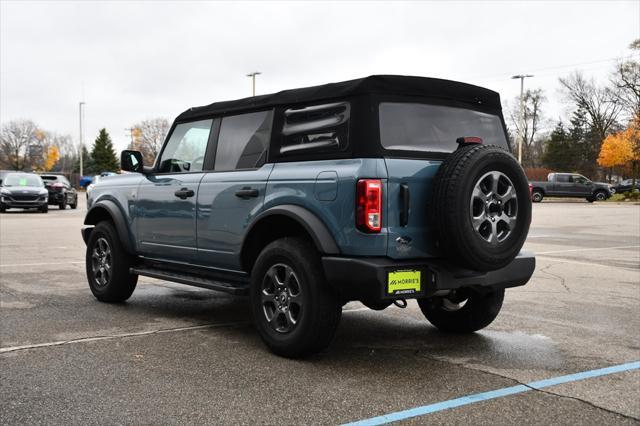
[470,171,518,245]
[261,263,303,334]
[91,237,112,288]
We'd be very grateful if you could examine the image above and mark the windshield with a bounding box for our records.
[379,102,509,153]
[3,173,44,187]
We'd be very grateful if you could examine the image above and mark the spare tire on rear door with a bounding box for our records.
[431,144,531,272]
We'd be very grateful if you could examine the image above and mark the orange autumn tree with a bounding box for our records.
[598,115,640,191]
[43,145,60,171]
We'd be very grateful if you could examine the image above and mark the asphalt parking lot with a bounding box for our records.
[1,198,639,425]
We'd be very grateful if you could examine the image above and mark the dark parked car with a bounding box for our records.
[612,179,640,193]
[0,172,49,213]
[40,174,78,209]
[82,75,535,358]
[530,173,612,202]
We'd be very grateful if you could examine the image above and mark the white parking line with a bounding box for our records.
[536,245,640,255]
[0,321,249,354]
[535,256,630,269]
[0,261,84,268]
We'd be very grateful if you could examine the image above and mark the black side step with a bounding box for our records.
[131,267,249,296]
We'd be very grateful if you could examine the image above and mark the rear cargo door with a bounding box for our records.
[378,101,510,260]
[385,159,441,259]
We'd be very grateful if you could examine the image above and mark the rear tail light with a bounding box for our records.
[51,182,64,189]
[356,179,382,233]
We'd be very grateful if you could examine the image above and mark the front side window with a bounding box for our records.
[214,110,272,171]
[158,119,212,173]
[379,102,508,153]
[573,175,589,184]
[3,174,43,187]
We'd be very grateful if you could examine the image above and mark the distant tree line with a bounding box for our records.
[508,39,639,184]
[0,121,121,176]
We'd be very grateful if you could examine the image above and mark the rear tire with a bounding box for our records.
[70,197,77,209]
[85,221,137,303]
[250,237,341,358]
[59,196,66,210]
[532,190,544,203]
[40,204,48,213]
[418,288,504,333]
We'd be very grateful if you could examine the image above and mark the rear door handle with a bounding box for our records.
[235,188,259,199]
[174,188,195,199]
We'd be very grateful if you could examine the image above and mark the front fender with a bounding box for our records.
[83,200,135,254]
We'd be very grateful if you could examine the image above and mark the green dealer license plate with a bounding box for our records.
[387,270,422,296]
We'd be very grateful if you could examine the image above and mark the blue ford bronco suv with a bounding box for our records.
[83,75,535,358]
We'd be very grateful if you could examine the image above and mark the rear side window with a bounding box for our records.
[555,174,571,183]
[214,110,273,171]
[280,102,350,155]
[379,102,508,153]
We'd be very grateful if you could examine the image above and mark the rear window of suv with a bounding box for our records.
[379,102,508,153]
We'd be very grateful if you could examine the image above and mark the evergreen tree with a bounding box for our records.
[543,122,576,171]
[74,145,94,174]
[90,128,119,173]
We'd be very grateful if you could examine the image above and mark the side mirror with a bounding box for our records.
[121,150,144,173]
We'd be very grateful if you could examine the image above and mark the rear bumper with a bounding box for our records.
[48,192,65,204]
[322,251,535,303]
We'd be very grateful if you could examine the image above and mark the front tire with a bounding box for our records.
[250,237,341,358]
[594,190,607,202]
[85,221,137,303]
[417,288,504,333]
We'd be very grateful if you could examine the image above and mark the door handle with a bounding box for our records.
[235,187,259,199]
[174,188,195,199]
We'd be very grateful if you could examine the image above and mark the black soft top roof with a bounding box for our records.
[176,75,501,121]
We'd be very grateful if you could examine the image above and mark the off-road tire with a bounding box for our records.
[532,190,544,203]
[250,237,342,358]
[418,288,504,333]
[431,144,532,271]
[85,221,137,303]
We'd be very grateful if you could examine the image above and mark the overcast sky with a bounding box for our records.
[1,0,638,153]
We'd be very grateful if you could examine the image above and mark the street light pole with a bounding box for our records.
[246,72,261,96]
[511,75,533,165]
[79,101,85,176]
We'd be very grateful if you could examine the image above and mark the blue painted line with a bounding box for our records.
[342,361,640,426]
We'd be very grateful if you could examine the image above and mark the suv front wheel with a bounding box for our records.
[250,237,342,358]
[417,288,504,333]
[85,221,138,302]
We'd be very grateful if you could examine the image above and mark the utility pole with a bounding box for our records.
[511,74,533,165]
[246,72,261,96]
[79,101,85,176]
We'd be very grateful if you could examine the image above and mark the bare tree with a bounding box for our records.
[129,118,170,165]
[508,88,545,167]
[559,72,622,142]
[611,39,640,119]
[0,120,39,170]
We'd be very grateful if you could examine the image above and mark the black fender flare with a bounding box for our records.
[83,200,135,254]
[243,205,340,255]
